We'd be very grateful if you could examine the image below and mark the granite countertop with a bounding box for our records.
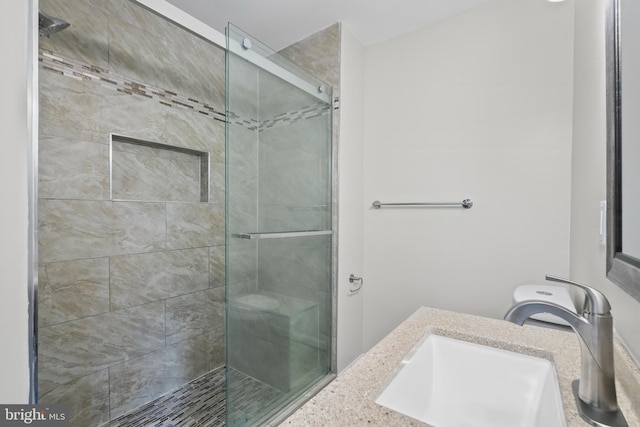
[282,307,640,426]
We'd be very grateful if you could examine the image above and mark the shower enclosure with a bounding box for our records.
[37,1,227,425]
[35,1,334,426]
[225,25,334,426]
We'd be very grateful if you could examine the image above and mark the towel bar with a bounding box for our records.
[371,199,473,209]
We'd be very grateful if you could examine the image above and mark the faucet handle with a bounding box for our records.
[545,274,611,315]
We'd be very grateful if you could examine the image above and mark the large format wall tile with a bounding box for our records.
[227,279,259,299]
[258,204,331,232]
[39,135,109,200]
[110,248,209,310]
[107,17,224,110]
[278,23,340,89]
[109,333,210,419]
[254,95,332,232]
[258,239,331,291]
[99,89,167,143]
[111,148,203,203]
[257,161,296,207]
[210,162,226,204]
[227,53,259,121]
[226,240,258,299]
[259,115,330,209]
[106,18,171,95]
[103,0,177,46]
[227,161,258,233]
[227,124,258,170]
[209,245,225,288]
[163,109,225,204]
[227,198,258,236]
[39,369,110,427]
[165,288,225,345]
[39,0,110,69]
[38,258,110,327]
[39,71,106,144]
[227,241,257,285]
[227,124,258,234]
[39,200,166,262]
[260,114,329,164]
[208,327,226,370]
[111,139,185,160]
[164,95,226,157]
[38,301,165,394]
[258,69,321,119]
[164,22,225,111]
[166,203,224,249]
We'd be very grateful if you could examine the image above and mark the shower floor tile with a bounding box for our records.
[102,366,283,427]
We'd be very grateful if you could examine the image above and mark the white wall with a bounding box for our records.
[336,25,366,372]
[570,0,640,364]
[362,0,575,349]
[0,0,32,403]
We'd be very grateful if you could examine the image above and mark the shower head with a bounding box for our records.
[39,11,70,38]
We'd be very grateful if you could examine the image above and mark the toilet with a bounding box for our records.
[512,284,578,329]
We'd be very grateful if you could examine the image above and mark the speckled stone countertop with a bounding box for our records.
[282,307,640,426]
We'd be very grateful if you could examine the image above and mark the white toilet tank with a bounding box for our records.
[512,284,577,327]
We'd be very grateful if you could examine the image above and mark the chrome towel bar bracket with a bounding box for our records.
[371,198,473,209]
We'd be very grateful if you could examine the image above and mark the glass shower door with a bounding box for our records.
[225,24,333,426]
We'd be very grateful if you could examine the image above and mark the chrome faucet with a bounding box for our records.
[504,275,627,427]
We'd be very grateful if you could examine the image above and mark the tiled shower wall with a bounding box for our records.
[37,1,226,425]
[278,24,340,90]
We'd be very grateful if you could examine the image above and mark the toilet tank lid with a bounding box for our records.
[512,284,576,314]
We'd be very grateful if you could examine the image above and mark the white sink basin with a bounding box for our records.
[375,335,565,427]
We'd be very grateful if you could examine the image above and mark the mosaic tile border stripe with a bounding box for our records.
[259,102,331,131]
[39,49,336,133]
[40,49,227,122]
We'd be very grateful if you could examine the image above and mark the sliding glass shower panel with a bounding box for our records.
[226,24,333,426]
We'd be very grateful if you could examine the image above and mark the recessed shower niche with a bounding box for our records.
[110,134,210,203]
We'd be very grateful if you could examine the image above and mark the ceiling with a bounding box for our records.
[165,0,493,50]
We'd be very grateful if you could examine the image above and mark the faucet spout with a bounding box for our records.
[504,277,628,427]
[505,301,595,358]
[504,300,587,330]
